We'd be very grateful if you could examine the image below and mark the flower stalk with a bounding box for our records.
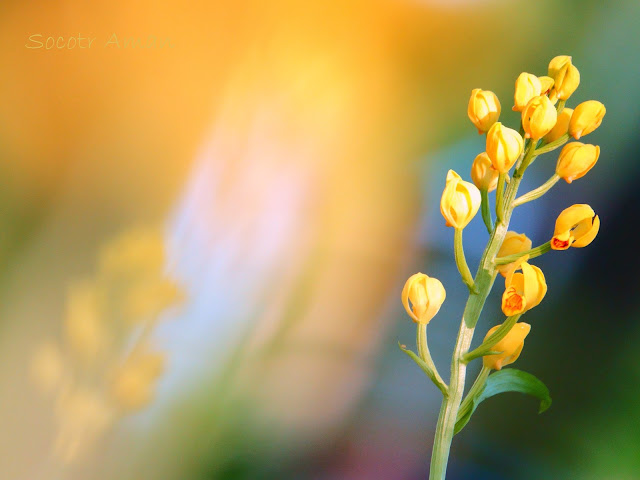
[454,228,477,294]
[513,174,560,207]
[417,324,448,395]
[429,168,525,480]
[480,189,493,234]
[495,241,552,265]
[400,55,605,480]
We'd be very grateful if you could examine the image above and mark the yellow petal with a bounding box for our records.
[553,204,595,235]
[538,76,554,94]
[468,88,501,133]
[521,262,547,310]
[522,95,557,140]
[556,143,600,183]
[572,215,600,248]
[470,152,499,192]
[440,169,481,229]
[401,273,422,323]
[544,107,573,143]
[401,273,446,324]
[513,72,542,112]
[569,100,606,139]
[497,231,532,277]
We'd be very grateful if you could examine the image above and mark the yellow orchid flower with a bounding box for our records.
[548,55,580,101]
[470,152,499,192]
[440,170,481,229]
[556,142,600,184]
[496,231,532,277]
[522,95,557,141]
[486,122,524,173]
[569,100,606,140]
[513,72,541,112]
[468,88,501,134]
[482,322,531,370]
[501,262,547,316]
[401,273,446,324]
[551,204,600,250]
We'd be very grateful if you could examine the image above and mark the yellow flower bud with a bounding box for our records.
[110,349,165,412]
[482,322,531,371]
[544,107,573,143]
[569,100,606,139]
[124,278,185,323]
[486,122,524,173]
[31,341,66,394]
[551,204,600,250]
[496,231,532,277]
[65,281,109,362]
[522,95,557,140]
[470,152,499,192]
[513,73,541,112]
[548,55,580,101]
[401,273,446,324]
[556,142,600,184]
[501,262,547,317]
[468,88,501,134]
[440,170,481,229]
[538,76,554,95]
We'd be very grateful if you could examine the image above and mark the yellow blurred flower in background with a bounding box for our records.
[30,227,184,465]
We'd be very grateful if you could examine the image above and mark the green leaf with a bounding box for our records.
[454,369,551,434]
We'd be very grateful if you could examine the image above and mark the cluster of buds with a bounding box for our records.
[402,54,605,372]
[30,227,184,464]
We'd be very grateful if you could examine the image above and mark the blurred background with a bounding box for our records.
[1,0,639,478]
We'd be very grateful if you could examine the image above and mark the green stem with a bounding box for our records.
[454,228,477,294]
[494,241,552,265]
[456,366,490,425]
[429,166,527,480]
[514,141,538,178]
[495,173,506,222]
[480,188,493,234]
[557,99,566,115]
[512,174,560,207]
[534,133,570,156]
[417,324,448,395]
